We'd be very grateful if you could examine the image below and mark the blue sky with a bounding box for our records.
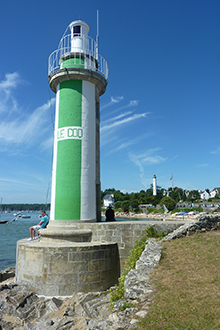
[0,0,220,203]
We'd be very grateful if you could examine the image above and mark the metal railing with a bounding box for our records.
[48,34,108,80]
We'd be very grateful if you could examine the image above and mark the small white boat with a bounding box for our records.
[14,212,21,216]
[21,215,31,219]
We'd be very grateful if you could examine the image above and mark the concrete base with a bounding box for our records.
[16,226,120,296]
[16,220,184,296]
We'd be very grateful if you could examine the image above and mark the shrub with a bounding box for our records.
[109,226,165,308]
[160,196,176,211]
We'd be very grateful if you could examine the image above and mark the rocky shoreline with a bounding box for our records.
[0,239,162,330]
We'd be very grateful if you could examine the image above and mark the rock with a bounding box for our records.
[130,318,139,325]
[0,267,15,283]
[86,319,113,330]
[135,310,148,318]
[161,214,220,241]
[124,238,162,300]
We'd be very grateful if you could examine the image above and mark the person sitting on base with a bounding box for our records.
[105,205,116,222]
[28,211,49,240]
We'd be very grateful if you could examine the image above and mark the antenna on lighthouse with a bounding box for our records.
[96,10,99,59]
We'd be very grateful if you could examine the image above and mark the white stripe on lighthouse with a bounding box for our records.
[81,81,96,220]
[50,86,60,220]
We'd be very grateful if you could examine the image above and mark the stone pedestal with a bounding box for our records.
[16,223,120,296]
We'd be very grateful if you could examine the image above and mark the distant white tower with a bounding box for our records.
[153,174,157,196]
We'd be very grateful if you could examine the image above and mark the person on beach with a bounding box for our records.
[28,211,49,240]
[105,205,115,221]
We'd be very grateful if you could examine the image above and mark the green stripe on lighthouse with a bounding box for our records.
[55,80,82,220]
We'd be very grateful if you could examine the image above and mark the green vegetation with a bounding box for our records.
[102,186,166,207]
[187,190,201,202]
[160,196,176,211]
[135,231,220,330]
[119,301,134,311]
[1,203,50,212]
[102,187,220,214]
[109,226,165,309]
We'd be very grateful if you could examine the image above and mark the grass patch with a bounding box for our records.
[135,231,220,330]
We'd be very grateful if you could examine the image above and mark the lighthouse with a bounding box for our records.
[48,19,108,222]
[16,19,120,296]
[153,174,157,196]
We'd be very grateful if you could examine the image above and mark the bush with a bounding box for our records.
[109,226,165,308]
[160,196,176,211]
[114,201,122,209]
[121,200,130,212]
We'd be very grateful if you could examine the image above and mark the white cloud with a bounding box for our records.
[101,112,149,133]
[211,148,220,155]
[107,132,154,155]
[0,72,20,91]
[0,72,22,113]
[108,100,139,116]
[40,136,54,151]
[0,98,55,149]
[100,134,118,148]
[129,100,139,106]
[101,96,124,110]
[101,111,132,126]
[132,148,167,165]
[128,148,167,188]
[195,164,209,168]
[0,177,33,186]
[142,155,167,164]
[129,152,145,176]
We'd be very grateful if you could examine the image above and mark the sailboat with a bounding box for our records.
[163,204,169,214]
[0,198,9,224]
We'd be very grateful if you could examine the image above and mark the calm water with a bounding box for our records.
[0,212,151,271]
[0,211,42,270]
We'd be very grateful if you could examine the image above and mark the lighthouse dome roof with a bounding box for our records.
[69,20,89,33]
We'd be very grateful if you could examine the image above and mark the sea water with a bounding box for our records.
[0,211,43,270]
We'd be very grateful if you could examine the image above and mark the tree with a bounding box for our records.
[121,200,130,212]
[187,190,200,202]
[175,188,186,201]
[122,193,130,201]
[130,200,139,210]
[160,196,176,211]
[168,190,179,202]
[114,201,122,209]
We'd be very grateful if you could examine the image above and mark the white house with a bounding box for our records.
[103,194,114,208]
[199,190,210,200]
[184,190,190,198]
[210,188,220,198]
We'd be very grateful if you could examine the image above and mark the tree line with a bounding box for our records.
[1,204,50,212]
[101,187,219,212]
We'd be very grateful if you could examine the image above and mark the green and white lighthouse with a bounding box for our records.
[16,19,120,296]
[48,19,108,222]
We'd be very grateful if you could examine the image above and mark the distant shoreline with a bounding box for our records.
[102,212,200,221]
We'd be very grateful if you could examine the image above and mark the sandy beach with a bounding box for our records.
[109,212,201,222]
